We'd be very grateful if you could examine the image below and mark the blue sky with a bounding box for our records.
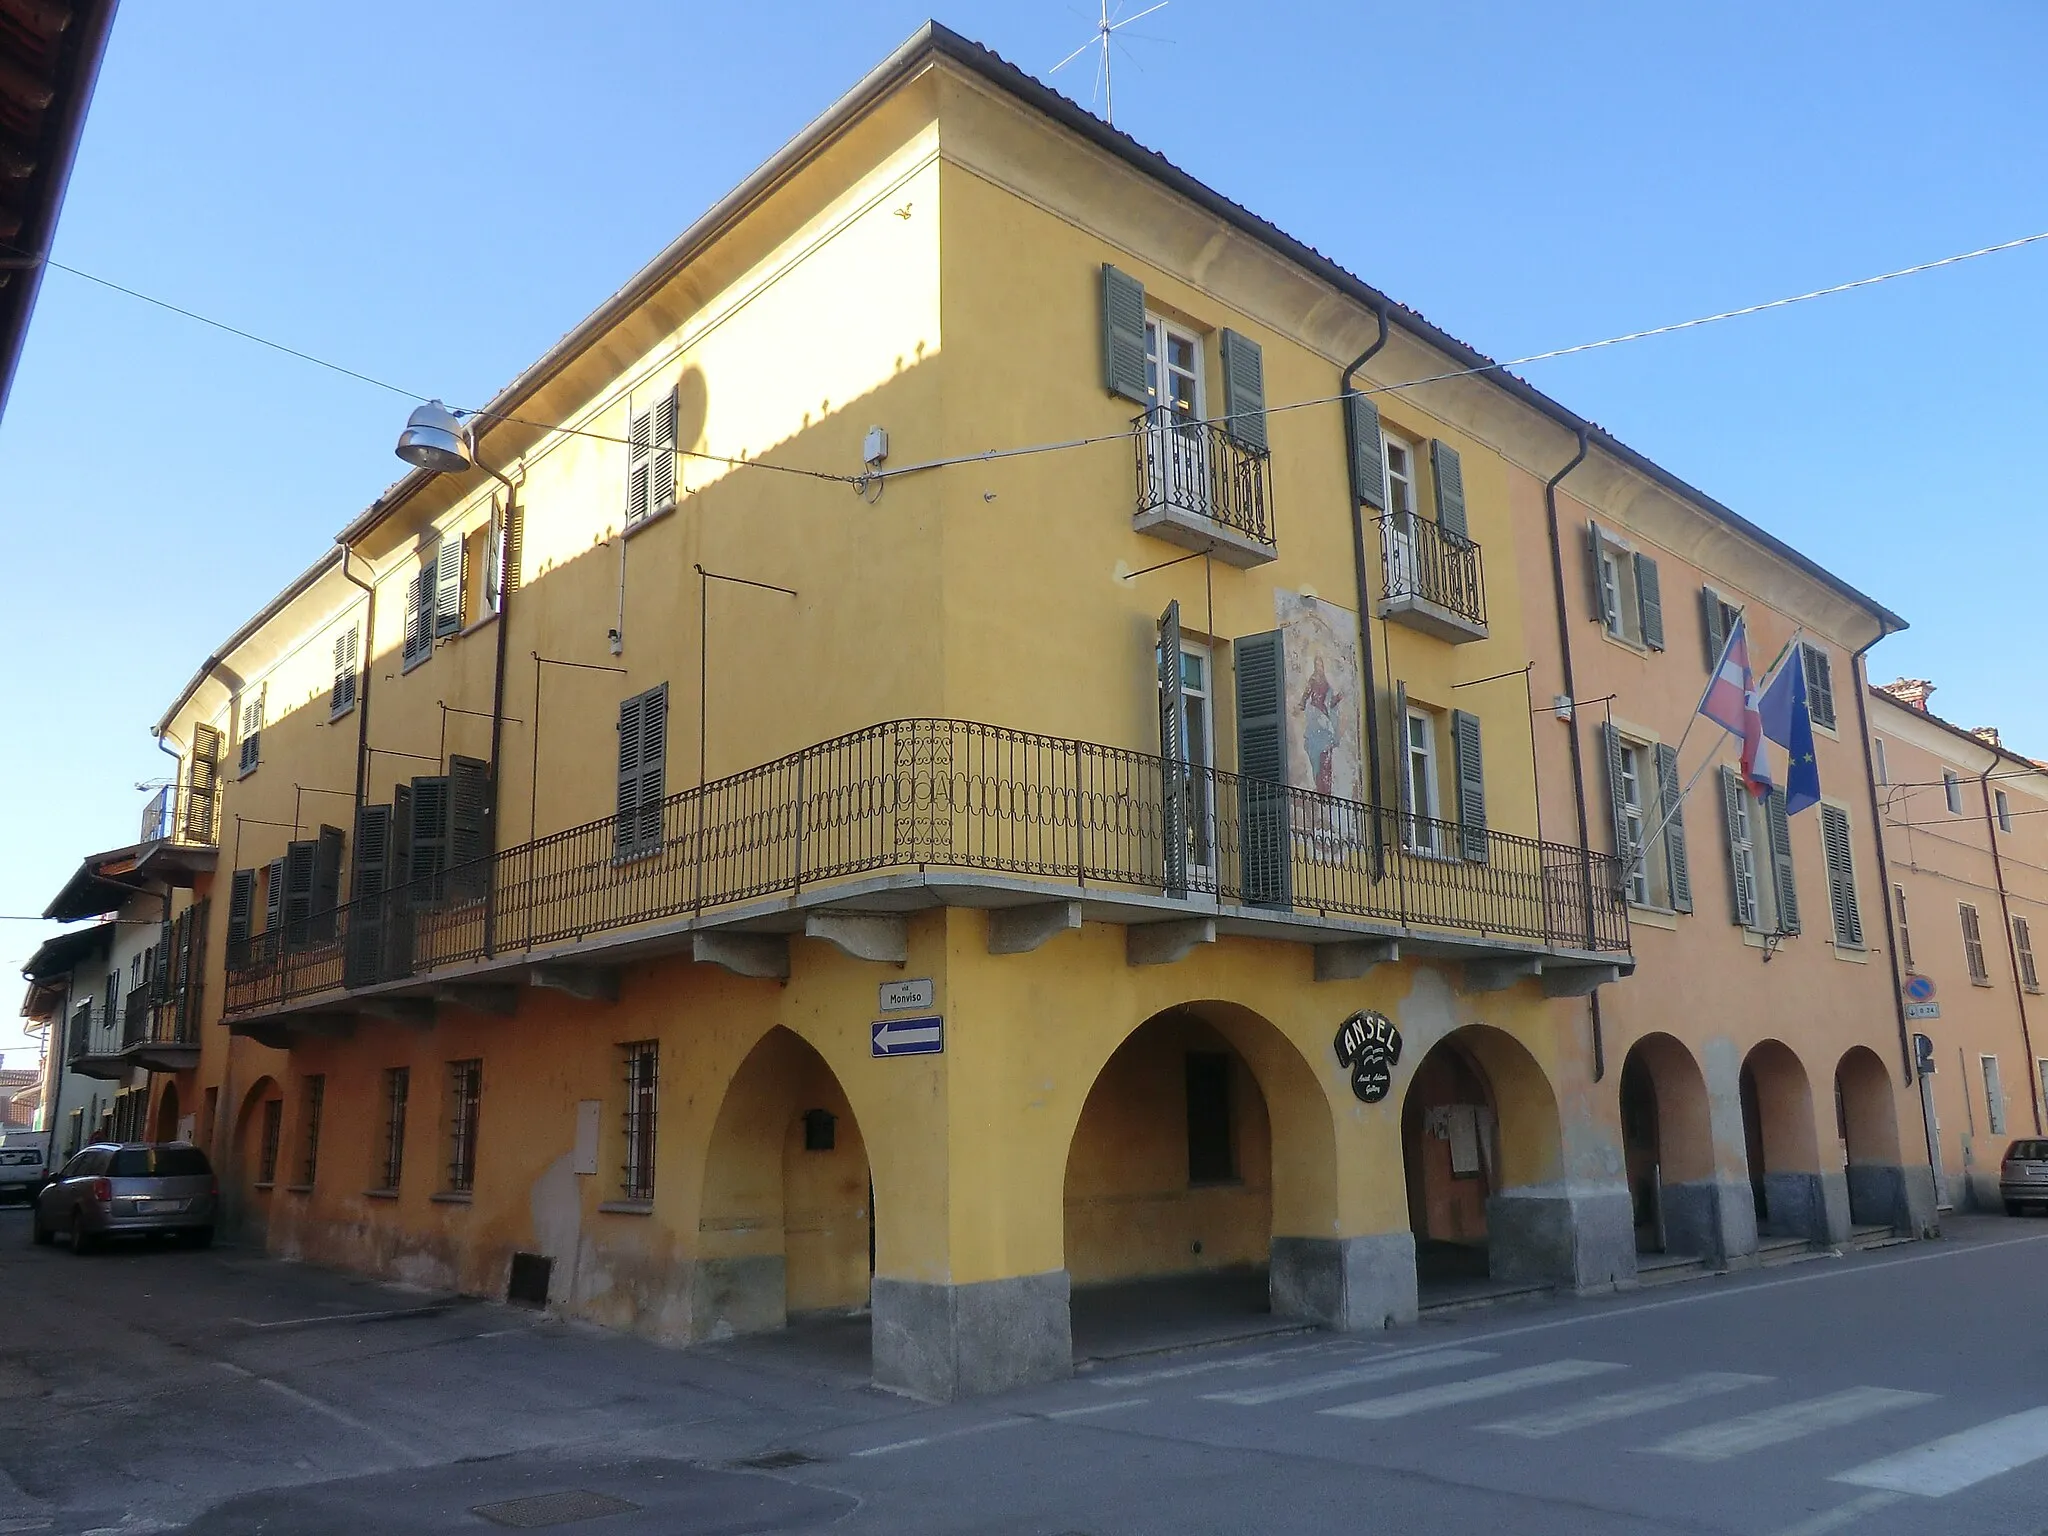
[2,2,2042,1065]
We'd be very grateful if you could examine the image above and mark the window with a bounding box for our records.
[1144,315,1202,422]
[1588,524,1664,649]
[621,1042,657,1202]
[1185,1052,1235,1184]
[2017,916,2040,993]
[378,1067,409,1190]
[614,685,670,861]
[1818,803,1864,948]
[445,1059,482,1194]
[626,385,679,527]
[1140,314,1209,517]
[802,1109,837,1151]
[1383,436,1416,519]
[1872,737,1888,785]
[1700,586,1742,672]
[1997,789,2013,833]
[237,693,263,777]
[1894,883,1914,971]
[1404,706,1441,854]
[402,542,462,671]
[300,1075,325,1186]
[1802,646,1837,730]
[1962,902,1991,984]
[1983,1054,2007,1136]
[1620,744,1651,907]
[1179,645,1216,873]
[257,1099,282,1186]
[1945,771,1964,815]
[1726,774,1760,928]
[330,625,360,718]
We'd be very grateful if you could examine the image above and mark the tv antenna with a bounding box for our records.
[1050,0,1169,126]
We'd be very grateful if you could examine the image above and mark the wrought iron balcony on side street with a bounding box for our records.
[141,783,220,848]
[1376,512,1489,643]
[223,719,1631,1024]
[1131,407,1277,567]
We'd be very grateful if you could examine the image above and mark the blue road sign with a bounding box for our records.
[1904,975,1937,1003]
[871,1015,944,1057]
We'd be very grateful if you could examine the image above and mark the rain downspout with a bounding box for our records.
[337,544,375,810]
[1340,304,1390,874]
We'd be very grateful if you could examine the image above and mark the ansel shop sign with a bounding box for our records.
[879,978,935,1012]
[1334,1010,1402,1103]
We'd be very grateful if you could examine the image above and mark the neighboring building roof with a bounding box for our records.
[21,921,114,983]
[1869,680,2045,779]
[40,840,151,921]
[0,0,119,420]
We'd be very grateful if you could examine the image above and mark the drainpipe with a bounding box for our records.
[1541,428,1602,1077]
[1849,639,1916,1087]
[337,544,376,810]
[1340,305,1390,874]
[1979,748,2042,1133]
[475,466,520,959]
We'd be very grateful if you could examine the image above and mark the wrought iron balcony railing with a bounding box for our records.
[1132,407,1275,563]
[224,719,1629,1019]
[1376,512,1487,641]
[141,782,219,846]
[121,987,150,1048]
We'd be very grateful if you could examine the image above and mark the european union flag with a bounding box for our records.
[1758,644,1821,816]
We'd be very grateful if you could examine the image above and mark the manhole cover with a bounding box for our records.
[731,1449,823,1469]
[471,1489,642,1529]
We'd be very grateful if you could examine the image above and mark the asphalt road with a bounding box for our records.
[4,1205,2048,1535]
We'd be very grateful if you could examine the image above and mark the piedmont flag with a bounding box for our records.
[1699,615,1773,799]
[1759,643,1822,815]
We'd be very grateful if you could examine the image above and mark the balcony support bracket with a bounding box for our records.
[430,983,521,1017]
[988,901,1083,956]
[1313,938,1401,982]
[1126,917,1216,968]
[528,964,620,1003]
[693,932,791,982]
[359,997,436,1030]
[1541,962,1623,999]
[1462,956,1544,994]
[803,912,908,965]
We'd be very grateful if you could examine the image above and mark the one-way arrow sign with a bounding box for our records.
[871,1014,944,1057]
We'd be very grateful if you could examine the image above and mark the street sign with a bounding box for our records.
[1913,1033,1938,1075]
[1905,1002,1941,1021]
[1905,975,1937,1003]
[872,1015,943,1057]
[879,977,934,1013]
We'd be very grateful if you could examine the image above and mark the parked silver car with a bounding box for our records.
[31,1142,217,1251]
[2000,1139,2048,1215]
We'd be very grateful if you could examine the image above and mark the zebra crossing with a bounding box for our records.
[1091,1339,2048,1507]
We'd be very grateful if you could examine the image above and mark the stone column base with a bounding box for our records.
[1762,1171,1851,1244]
[1487,1184,1637,1291]
[1846,1163,1940,1236]
[1269,1233,1418,1330]
[1661,1175,1758,1266]
[872,1271,1072,1402]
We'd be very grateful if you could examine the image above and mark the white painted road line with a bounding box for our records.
[1831,1405,2048,1497]
[1089,1342,1341,1387]
[1322,1360,1626,1421]
[1204,1349,1498,1407]
[1770,1490,1905,1536]
[1647,1387,1937,1462]
[1043,1398,1150,1419]
[849,1419,1025,1458]
[1482,1372,1774,1439]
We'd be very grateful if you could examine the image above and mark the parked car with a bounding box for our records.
[0,1130,49,1203]
[31,1142,217,1251]
[2000,1139,2048,1215]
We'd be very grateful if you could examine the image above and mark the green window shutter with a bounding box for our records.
[1656,742,1691,913]
[1586,521,1617,629]
[264,856,286,947]
[614,686,668,859]
[310,825,344,942]
[615,689,645,859]
[344,804,392,987]
[1766,789,1800,935]
[1719,766,1755,927]
[1803,645,1836,729]
[1820,803,1862,946]
[1700,587,1728,672]
[447,755,492,902]
[1431,440,1467,540]
[1100,264,1149,404]
[1599,722,1630,862]
[1345,391,1386,510]
[1391,680,1412,840]
[281,839,317,949]
[185,724,220,841]
[1219,328,1268,452]
[1450,708,1487,862]
[409,775,451,907]
[651,386,679,514]
[433,539,464,637]
[402,570,431,667]
[626,406,652,525]
[1234,630,1291,908]
[226,868,256,968]
[1157,602,1188,898]
[1634,553,1664,650]
[330,626,359,714]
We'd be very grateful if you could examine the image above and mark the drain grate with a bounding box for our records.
[731,1449,823,1469]
[471,1489,642,1529]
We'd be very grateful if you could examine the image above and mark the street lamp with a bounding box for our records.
[395,400,476,475]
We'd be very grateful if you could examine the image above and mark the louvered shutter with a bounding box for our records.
[1599,723,1630,863]
[1450,709,1487,862]
[1234,630,1290,907]
[1219,329,1268,452]
[650,386,679,514]
[409,775,451,907]
[177,899,206,1037]
[434,539,464,637]
[1700,588,1728,673]
[185,724,221,842]
[1819,803,1862,947]
[264,856,286,966]
[626,407,652,525]
[502,494,523,596]
[1803,645,1836,729]
[1655,742,1691,913]
[226,868,256,968]
[330,625,359,714]
[1719,766,1755,927]
[1634,554,1664,650]
[1391,680,1413,847]
[345,804,392,985]
[281,840,317,950]
[614,689,646,859]
[1100,264,1149,404]
[1587,521,1617,629]
[634,694,667,855]
[447,755,492,901]
[1431,440,1467,540]
[402,570,431,667]
[1765,789,1800,935]
[1157,602,1188,898]
[1345,391,1386,510]
[310,825,344,940]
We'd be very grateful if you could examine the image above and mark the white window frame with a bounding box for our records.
[1380,432,1420,600]
[1872,737,1888,785]
[1405,706,1442,856]
[1593,528,1644,645]
[1944,771,1963,815]
[1730,784,1762,931]
[1982,1053,2007,1136]
[1619,742,1652,907]
[1179,642,1217,878]
[1997,789,2013,833]
[1143,315,1203,423]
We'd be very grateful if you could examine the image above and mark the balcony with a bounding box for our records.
[118,984,200,1074]
[67,1003,126,1081]
[1131,408,1276,567]
[224,719,1631,1035]
[134,784,220,887]
[1376,512,1488,643]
